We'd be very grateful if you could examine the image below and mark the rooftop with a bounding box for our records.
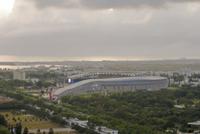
[188,121,200,126]
[53,76,167,96]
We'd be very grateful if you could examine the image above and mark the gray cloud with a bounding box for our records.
[1,0,200,60]
[31,0,199,9]
[30,0,78,9]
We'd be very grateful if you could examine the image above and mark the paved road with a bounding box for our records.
[29,128,75,133]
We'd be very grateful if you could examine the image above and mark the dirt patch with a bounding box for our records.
[0,96,13,104]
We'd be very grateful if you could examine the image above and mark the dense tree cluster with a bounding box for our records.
[62,87,200,133]
[0,114,10,134]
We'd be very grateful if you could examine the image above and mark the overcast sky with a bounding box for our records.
[0,0,200,61]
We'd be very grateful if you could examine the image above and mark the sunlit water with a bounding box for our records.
[0,65,54,70]
[0,65,30,70]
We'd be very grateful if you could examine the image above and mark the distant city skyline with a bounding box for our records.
[0,0,200,61]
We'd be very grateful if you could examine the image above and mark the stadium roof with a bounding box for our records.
[53,76,167,96]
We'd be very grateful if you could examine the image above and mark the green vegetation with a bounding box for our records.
[61,88,200,133]
[0,126,10,134]
[0,71,13,80]
[0,114,7,126]
[2,79,200,133]
[26,71,62,81]
[0,114,10,134]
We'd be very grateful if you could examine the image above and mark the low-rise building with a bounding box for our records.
[95,126,118,134]
[13,70,26,80]
[64,118,88,128]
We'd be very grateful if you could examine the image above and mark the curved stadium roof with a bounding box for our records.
[53,76,168,97]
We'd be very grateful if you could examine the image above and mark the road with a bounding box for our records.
[29,128,76,133]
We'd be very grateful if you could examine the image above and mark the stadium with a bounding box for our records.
[53,76,169,99]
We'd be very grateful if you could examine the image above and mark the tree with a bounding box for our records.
[0,126,10,134]
[23,127,29,134]
[48,128,54,134]
[15,123,22,134]
[0,114,7,126]
[36,129,42,134]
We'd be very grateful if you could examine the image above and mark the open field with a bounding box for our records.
[0,111,77,134]
[0,111,61,129]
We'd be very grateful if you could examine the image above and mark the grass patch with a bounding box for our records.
[0,111,61,129]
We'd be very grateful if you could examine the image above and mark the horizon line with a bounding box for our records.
[0,58,199,63]
[0,55,199,62]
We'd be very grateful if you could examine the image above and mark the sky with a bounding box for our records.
[0,0,200,61]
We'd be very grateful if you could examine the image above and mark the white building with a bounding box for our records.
[188,121,200,126]
[95,126,118,134]
[65,118,88,128]
[13,70,26,80]
[174,104,185,109]
[29,78,39,83]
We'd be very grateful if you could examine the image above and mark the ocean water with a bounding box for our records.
[0,65,31,70]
